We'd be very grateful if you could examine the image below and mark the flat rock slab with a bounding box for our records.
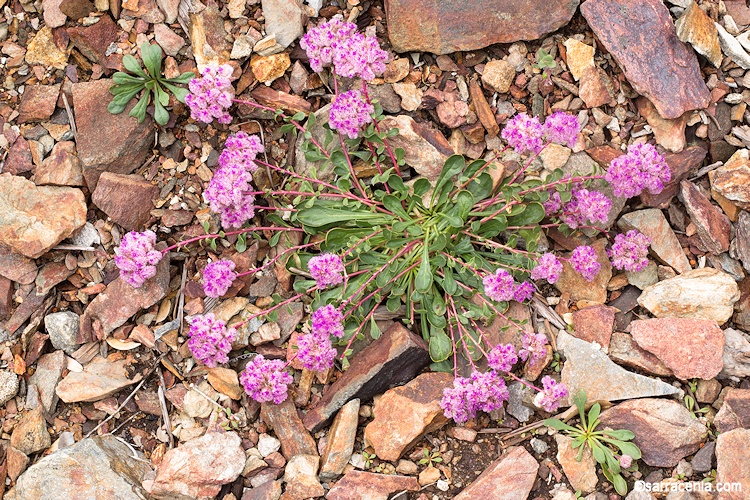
[710,148,750,210]
[681,180,731,255]
[555,434,598,493]
[18,84,60,123]
[721,328,750,379]
[378,115,452,181]
[571,304,615,350]
[558,331,680,404]
[600,398,708,467]
[5,436,151,500]
[554,239,612,303]
[630,318,725,380]
[716,428,750,498]
[637,268,739,324]
[455,446,538,499]
[581,0,710,119]
[608,331,673,377]
[364,372,452,461]
[327,471,419,500]
[714,389,750,433]
[91,172,158,230]
[55,356,143,403]
[320,398,359,478]
[618,209,691,274]
[260,397,317,460]
[385,0,580,54]
[0,174,86,259]
[303,323,430,433]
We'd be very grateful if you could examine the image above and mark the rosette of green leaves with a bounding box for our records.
[545,391,642,496]
[108,42,194,126]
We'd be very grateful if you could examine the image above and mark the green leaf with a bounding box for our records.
[370,317,381,339]
[573,390,588,422]
[166,71,195,84]
[431,155,465,206]
[383,195,410,220]
[129,91,151,123]
[602,429,634,441]
[590,441,606,464]
[153,94,169,126]
[122,54,148,78]
[507,202,545,226]
[415,243,432,293]
[412,178,432,197]
[430,359,453,372]
[612,473,628,496]
[141,42,163,78]
[112,72,145,85]
[477,216,507,238]
[543,419,577,432]
[297,207,391,229]
[235,233,247,253]
[428,331,452,362]
[162,81,189,103]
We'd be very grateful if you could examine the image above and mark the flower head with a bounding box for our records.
[311,304,345,338]
[513,281,534,302]
[531,253,563,284]
[187,313,237,368]
[114,230,163,288]
[561,189,612,229]
[202,259,237,298]
[543,191,563,215]
[219,132,263,172]
[608,230,651,272]
[240,355,294,404]
[533,376,569,413]
[185,63,235,124]
[543,112,581,148]
[570,245,601,282]
[308,253,345,288]
[501,113,544,155]
[440,371,509,423]
[619,455,633,469]
[483,269,516,303]
[440,376,474,423]
[300,17,358,72]
[519,332,549,367]
[487,343,518,373]
[605,143,671,198]
[331,33,388,81]
[296,332,337,372]
[204,163,255,228]
[329,90,375,139]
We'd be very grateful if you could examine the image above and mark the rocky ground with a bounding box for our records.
[1,0,750,498]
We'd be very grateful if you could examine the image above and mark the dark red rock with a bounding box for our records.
[571,305,615,349]
[680,180,731,255]
[327,471,419,500]
[67,14,119,67]
[35,141,84,187]
[161,210,194,227]
[303,323,430,432]
[581,0,710,119]
[72,79,154,191]
[59,0,95,20]
[640,146,707,208]
[579,66,616,108]
[0,276,12,319]
[18,85,60,123]
[715,428,750,498]
[608,331,673,377]
[0,244,37,284]
[3,288,49,335]
[92,172,158,231]
[714,389,750,433]
[4,137,34,175]
[385,0,580,55]
[259,397,317,460]
[35,261,75,294]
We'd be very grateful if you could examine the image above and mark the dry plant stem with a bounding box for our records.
[163,227,304,253]
[234,241,318,279]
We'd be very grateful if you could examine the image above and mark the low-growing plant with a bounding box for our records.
[545,390,642,496]
[108,42,194,126]
[419,447,443,467]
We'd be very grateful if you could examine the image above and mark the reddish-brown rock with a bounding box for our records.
[0,244,37,284]
[710,149,750,210]
[385,0,580,54]
[327,471,419,500]
[0,276,12,319]
[67,14,119,68]
[581,0,710,119]
[470,80,499,137]
[4,137,34,175]
[579,66,616,109]
[630,318,725,380]
[18,85,60,123]
[59,0,95,20]
[608,332,674,377]
[378,115,453,181]
[303,323,430,432]
[72,79,154,191]
[92,172,158,230]
[618,209,691,274]
[455,446,538,499]
[35,141,84,187]
[715,428,750,500]
[555,239,612,303]
[636,97,687,153]
[260,397,317,460]
[364,372,452,461]
[681,180,731,255]
[641,146,707,208]
[571,304,615,350]
[714,389,750,433]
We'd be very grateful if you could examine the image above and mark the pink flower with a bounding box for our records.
[519,332,549,367]
[300,17,358,72]
[619,455,633,469]
[543,112,581,148]
[531,253,563,284]
[560,189,612,229]
[487,343,518,372]
[219,132,263,172]
[240,355,293,404]
[202,259,237,298]
[483,269,516,302]
[204,163,255,228]
[187,313,237,368]
[533,376,568,413]
[114,230,163,288]
[501,113,544,155]
[185,64,235,124]
[311,304,345,338]
[440,371,510,424]
[608,230,651,272]
[331,33,388,81]
[513,281,534,302]
[605,143,670,198]
[308,253,345,288]
[296,332,337,372]
[329,90,374,139]
[570,245,601,282]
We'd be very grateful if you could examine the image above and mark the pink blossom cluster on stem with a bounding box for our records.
[114,230,163,288]
[185,64,234,124]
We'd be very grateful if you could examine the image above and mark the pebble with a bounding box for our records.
[0,370,19,405]
[257,433,281,458]
[44,311,80,354]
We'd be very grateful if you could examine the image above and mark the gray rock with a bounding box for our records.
[27,350,65,413]
[6,435,151,500]
[558,331,681,404]
[625,261,658,290]
[716,22,750,69]
[44,311,81,354]
[506,381,534,423]
[721,328,750,379]
[0,370,19,405]
[690,440,715,472]
[261,0,303,48]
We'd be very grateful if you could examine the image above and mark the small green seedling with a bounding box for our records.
[418,447,443,468]
[534,48,556,78]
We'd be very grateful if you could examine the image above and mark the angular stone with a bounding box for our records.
[556,434,598,494]
[630,318,725,380]
[320,398,360,478]
[42,0,67,28]
[45,311,80,355]
[18,85,60,124]
[581,0,710,119]
[0,174,86,259]
[385,0,580,55]
[469,79,499,137]
[641,147,707,209]
[384,58,410,83]
[67,14,119,67]
[146,432,245,499]
[626,261,658,290]
[717,22,750,70]
[327,471,419,500]
[250,53,291,84]
[696,378,722,404]
[7,447,28,482]
[207,367,243,400]
[261,0,303,48]
[303,323,430,432]
[56,356,143,403]
[157,0,179,22]
[27,350,65,413]
[154,23,185,56]
[571,304,615,350]
[716,428,750,499]
[25,26,69,70]
[0,370,18,406]
[637,268,739,323]
[554,239,612,303]
[609,332,673,378]
[675,1,722,67]
[600,398,708,467]
[92,172,158,231]
[680,180,731,254]
[618,209,691,274]
[378,115,453,181]
[393,82,423,112]
[189,2,231,68]
[579,66,616,109]
[364,372,452,461]
[282,454,324,500]
[564,38,594,81]
[241,480,281,500]
[714,389,750,433]
[481,60,515,94]
[4,137,34,175]
[734,211,750,273]
[691,441,715,473]
[59,0,95,20]
[721,328,750,379]
[79,251,169,342]
[635,97,686,153]
[260,396,317,459]
[72,79,154,191]
[558,331,680,404]
[710,149,750,210]
[10,407,51,455]
[35,141,84,186]
[5,436,150,500]
[454,446,538,499]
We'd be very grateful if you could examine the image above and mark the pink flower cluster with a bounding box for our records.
[560,188,612,229]
[534,375,569,413]
[311,304,345,338]
[501,112,582,155]
[531,253,563,284]
[329,90,375,139]
[114,230,163,288]
[605,143,671,198]
[205,133,264,228]
[240,355,293,404]
[570,245,601,282]
[608,230,651,272]
[300,17,387,80]
[483,269,534,303]
[185,64,234,124]
[487,343,518,372]
[296,304,344,372]
[202,259,237,298]
[519,332,549,367]
[187,313,237,368]
[308,253,345,288]
[440,371,509,423]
